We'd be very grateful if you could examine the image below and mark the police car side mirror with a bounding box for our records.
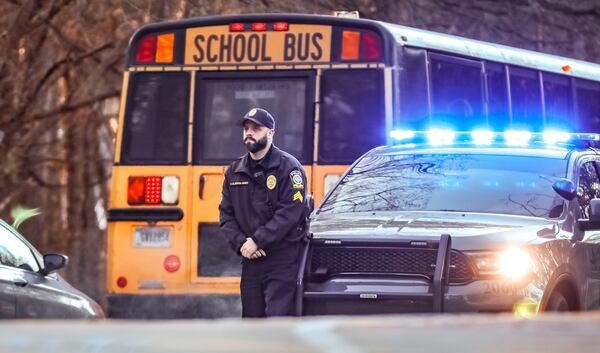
[552,179,576,201]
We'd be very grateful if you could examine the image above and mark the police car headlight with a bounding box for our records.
[467,248,533,280]
[497,248,533,279]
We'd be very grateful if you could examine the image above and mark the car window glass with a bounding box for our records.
[0,224,40,272]
[320,153,566,217]
[577,161,600,219]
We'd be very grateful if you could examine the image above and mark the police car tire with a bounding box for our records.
[545,291,571,312]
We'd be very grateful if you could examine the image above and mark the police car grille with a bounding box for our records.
[310,247,474,284]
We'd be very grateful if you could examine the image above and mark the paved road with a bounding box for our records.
[1,313,600,353]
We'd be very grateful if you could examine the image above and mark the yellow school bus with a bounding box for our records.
[107,13,600,318]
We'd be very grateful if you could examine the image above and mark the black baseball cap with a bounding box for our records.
[239,108,275,129]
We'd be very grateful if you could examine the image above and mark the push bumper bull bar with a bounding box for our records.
[296,233,453,315]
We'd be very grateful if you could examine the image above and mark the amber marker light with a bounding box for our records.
[341,30,360,61]
[155,33,175,63]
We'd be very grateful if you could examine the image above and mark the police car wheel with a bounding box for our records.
[545,291,570,312]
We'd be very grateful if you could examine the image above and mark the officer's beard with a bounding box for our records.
[244,135,268,154]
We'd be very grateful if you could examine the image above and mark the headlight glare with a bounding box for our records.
[498,248,532,279]
[467,248,533,279]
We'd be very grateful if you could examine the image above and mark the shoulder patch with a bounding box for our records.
[290,170,304,189]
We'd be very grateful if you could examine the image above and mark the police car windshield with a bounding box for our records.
[319,152,567,218]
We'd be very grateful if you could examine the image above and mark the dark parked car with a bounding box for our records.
[298,131,600,315]
[0,219,104,318]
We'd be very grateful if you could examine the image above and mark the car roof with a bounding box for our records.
[370,143,587,160]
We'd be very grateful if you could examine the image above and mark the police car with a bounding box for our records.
[297,130,600,315]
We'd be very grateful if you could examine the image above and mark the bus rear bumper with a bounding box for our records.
[107,294,241,319]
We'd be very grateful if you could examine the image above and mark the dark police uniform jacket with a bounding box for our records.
[219,145,310,254]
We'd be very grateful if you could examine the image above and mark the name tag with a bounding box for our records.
[230,180,249,186]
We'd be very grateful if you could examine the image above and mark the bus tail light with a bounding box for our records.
[144,176,162,204]
[341,30,360,61]
[361,31,382,60]
[252,23,267,31]
[155,33,175,63]
[230,23,245,32]
[273,22,289,31]
[164,255,180,272]
[128,176,179,205]
[161,176,179,204]
[135,34,156,63]
[128,177,146,204]
[341,30,382,61]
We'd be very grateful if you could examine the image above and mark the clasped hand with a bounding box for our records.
[240,237,266,259]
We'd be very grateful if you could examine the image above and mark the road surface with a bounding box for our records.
[1,313,600,353]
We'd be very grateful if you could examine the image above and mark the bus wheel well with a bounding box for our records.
[545,279,580,312]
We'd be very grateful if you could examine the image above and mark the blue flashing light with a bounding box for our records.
[427,129,455,146]
[387,128,600,148]
[572,133,600,141]
[389,130,415,140]
[543,131,570,144]
[471,130,494,145]
[504,130,532,146]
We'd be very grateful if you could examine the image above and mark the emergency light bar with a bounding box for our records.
[389,129,600,148]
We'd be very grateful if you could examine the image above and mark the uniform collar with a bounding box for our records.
[233,145,282,175]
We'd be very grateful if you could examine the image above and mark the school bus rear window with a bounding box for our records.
[121,73,190,165]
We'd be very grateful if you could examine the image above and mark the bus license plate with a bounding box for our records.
[133,227,172,248]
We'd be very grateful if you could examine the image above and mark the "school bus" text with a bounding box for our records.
[191,32,325,64]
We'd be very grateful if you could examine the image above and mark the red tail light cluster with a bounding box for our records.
[340,29,382,61]
[135,35,156,63]
[144,176,162,204]
[127,176,179,205]
[134,33,175,64]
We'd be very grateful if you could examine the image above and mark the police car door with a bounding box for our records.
[575,159,600,309]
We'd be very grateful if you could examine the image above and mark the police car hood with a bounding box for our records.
[309,211,557,249]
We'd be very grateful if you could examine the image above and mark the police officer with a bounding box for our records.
[219,108,310,317]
